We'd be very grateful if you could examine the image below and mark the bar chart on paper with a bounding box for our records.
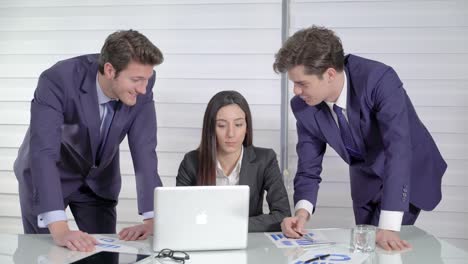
[265,231,335,248]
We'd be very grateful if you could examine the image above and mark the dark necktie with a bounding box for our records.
[332,104,362,160]
[97,100,116,162]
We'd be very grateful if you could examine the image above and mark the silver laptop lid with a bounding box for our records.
[153,185,250,251]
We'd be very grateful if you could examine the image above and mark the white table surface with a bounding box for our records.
[0,226,466,264]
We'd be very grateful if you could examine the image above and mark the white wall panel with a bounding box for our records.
[3,53,468,79]
[0,54,280,79]
[0,102,282,128]
[356,53,468,80]
[156,103,281,129]
[0,125,28,148]
[2,78,281,104]
[0,0,280,8]
[0,29,281,55]
[333,27,468,54]
[0,148,17,171]
[404,80,468,107]
[292,1,468,28]
[0,4,281,31]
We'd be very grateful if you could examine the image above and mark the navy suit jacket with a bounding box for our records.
[176,146,291,232]
[291,54,447,212]
[14,54,162,216]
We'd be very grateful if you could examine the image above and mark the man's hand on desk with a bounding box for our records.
[376,229,412,251]
[280,209,309,238]
[49,221,97,252]
[118,218,153,241]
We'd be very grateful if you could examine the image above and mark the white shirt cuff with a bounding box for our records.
[378,210,403,231]
[38,210,67,228]
[378,252,402,264]
[142,211,154,220]
[294,200,314,216]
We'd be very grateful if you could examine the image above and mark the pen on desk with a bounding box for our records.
[304,254,330,264]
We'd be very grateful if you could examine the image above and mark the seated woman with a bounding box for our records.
[176,90,291,232]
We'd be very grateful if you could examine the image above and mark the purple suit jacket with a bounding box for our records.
[291,54,447,212]
[14,54,162,216]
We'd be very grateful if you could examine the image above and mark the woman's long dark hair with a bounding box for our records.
[197,91,253,185]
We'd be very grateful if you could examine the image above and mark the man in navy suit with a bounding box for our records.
[274,26,446,251]
[14,30,164,251]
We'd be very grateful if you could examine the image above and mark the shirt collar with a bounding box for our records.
[325,71,348,111]
[216,145,244,178]
[96,73,114,105]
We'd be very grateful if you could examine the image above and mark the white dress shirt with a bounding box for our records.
[216,146,244,186]
[295,72,404,231]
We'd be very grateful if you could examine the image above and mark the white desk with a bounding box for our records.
[0,226,466,264]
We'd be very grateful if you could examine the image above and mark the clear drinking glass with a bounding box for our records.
[351,225,376,252]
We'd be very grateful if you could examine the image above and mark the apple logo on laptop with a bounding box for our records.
[196,210,208,225]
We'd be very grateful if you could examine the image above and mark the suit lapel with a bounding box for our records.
[79,62,101,163]
[345,68,366,157]
[239,146,258,191]
[314,104,351,163]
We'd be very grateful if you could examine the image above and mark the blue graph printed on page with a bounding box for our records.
[99,238,116,243]
[97,243,121,249]
[296,232,320,246]
[270,233,285,241]
[294,254,352,264]
[269,232,315,241]
[269,232,317,246]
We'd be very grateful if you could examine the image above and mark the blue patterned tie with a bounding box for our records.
[97,100,116,162]
[332,104,362,160]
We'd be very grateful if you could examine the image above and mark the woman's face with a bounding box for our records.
[215,104,247,156]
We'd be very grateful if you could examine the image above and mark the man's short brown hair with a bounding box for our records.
[98,29,164,76]
[273,26,344,76]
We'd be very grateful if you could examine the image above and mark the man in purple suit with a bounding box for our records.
[274,26,446,251]
[14,30,164,251]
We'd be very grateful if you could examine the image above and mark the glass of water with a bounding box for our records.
[351,225,376,252]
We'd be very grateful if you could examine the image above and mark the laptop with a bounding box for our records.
[153,185,250,251]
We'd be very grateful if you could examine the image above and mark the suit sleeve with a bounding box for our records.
[293,119,327,210]
[176,153,198,186]
[248,150,291,232]
[373,68,412,211]
[127,73,163,215]
[30,73,66,214]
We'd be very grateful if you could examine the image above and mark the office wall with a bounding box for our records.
[289,0,468,249]
[0,0,467,250]
[0,0,282,231]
